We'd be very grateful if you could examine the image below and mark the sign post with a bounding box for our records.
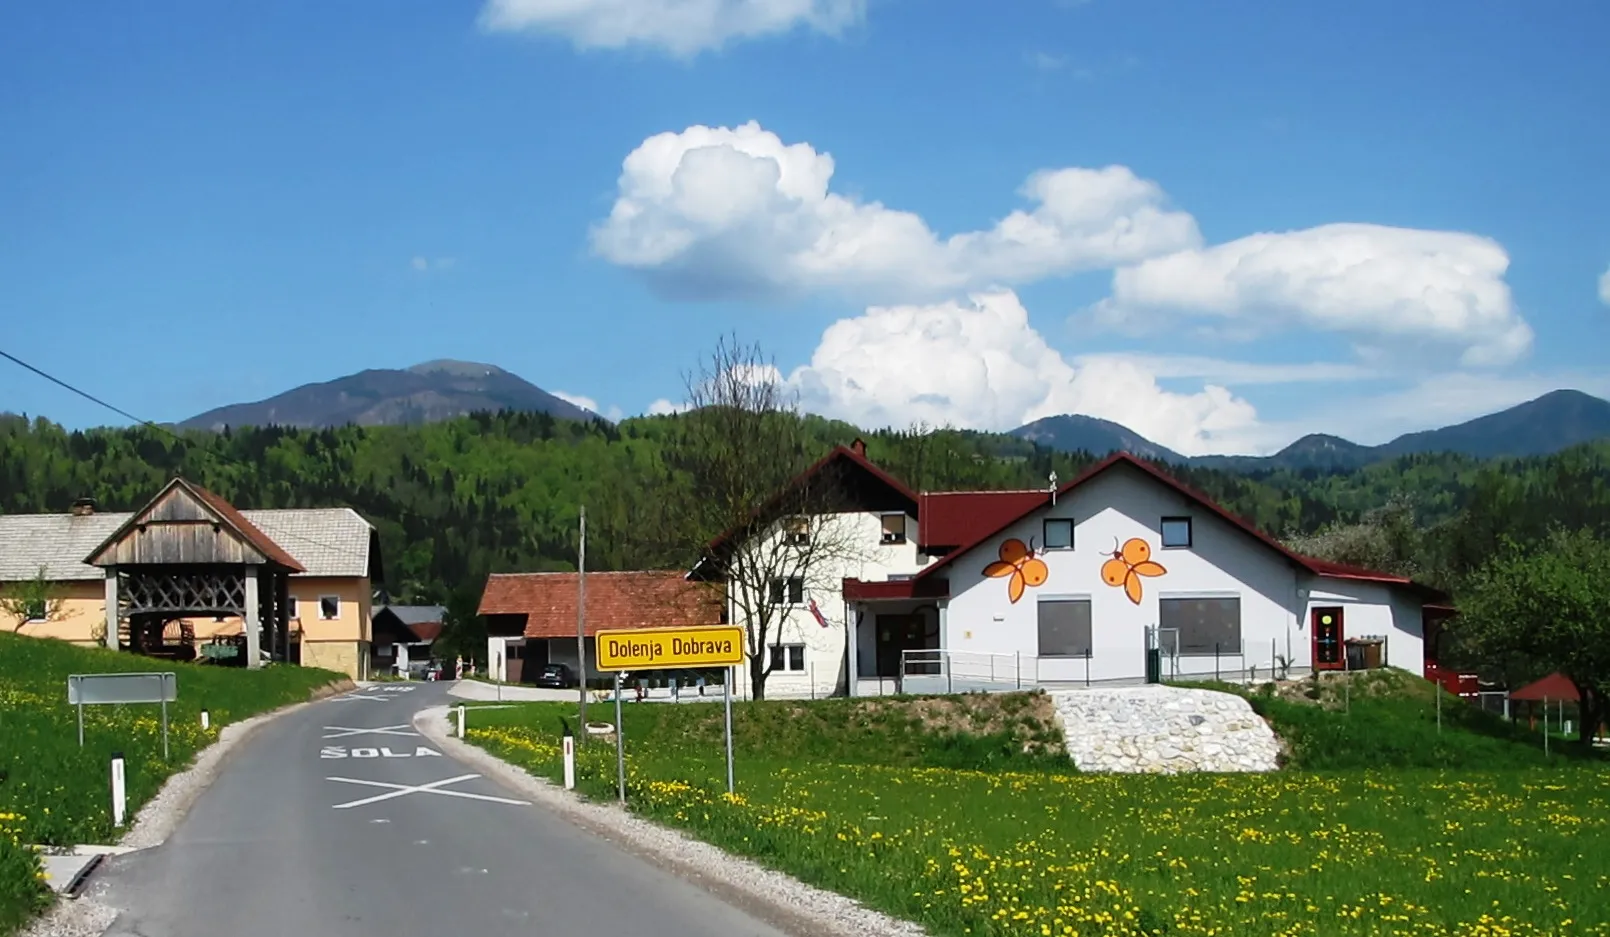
[724,666,735,794]
[69,672,178,760]
[593,625,745,805]
[613,672,626,804]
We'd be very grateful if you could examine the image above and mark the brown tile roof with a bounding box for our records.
[479,570,723,640]
[186,481,307,573]
[82,477,307,573]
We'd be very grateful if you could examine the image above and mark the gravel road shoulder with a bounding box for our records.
[414,705,930,937]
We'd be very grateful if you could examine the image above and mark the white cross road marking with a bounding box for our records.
[327,774,530,810]
[332,693,391,702]
[322,725,419,739]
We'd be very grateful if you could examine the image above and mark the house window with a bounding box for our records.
[319,596,341,620]
[22,598,47,623]
[286,597,299,619]
[1160,596,1241,655]
[768,577,804,606]
[1161,516,1193,548]
[784,517,811,546]
[1043,518,1074,550]
[1037,599,1092,658]
[769,644,807,673]
[880,513,908,544]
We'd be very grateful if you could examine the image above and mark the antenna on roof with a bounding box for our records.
[1049,470,1058,505]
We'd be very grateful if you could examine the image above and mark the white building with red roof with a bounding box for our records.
[706,441,1450,698]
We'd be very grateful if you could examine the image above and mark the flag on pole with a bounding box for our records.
[808,597,831,628]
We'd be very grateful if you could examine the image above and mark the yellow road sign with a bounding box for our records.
[594,625,745,671]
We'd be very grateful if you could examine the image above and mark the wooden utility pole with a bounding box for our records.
[577,505,588,737]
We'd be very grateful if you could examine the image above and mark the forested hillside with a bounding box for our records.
[3,411,1607,661]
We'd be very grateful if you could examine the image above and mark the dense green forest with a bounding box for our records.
[3,411,1608,664]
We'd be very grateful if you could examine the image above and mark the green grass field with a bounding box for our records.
[463,689,1610,937]
[1174,669,1602,770]
[0,633,346,934]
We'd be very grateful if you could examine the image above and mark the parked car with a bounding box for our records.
[534,663,574,688]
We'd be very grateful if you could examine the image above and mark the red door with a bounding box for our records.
[1312,606,1344,671]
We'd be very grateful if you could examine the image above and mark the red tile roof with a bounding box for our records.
[912,452,1445,599]
[83,477,307,573]
[408,621,445,643]
[842,577,951,601]
[186,481,307,573]
[479,570,724,640]
[918,490,1050,551]
[1509,672,1580,702]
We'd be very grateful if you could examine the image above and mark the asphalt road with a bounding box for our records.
[92,682,792,937]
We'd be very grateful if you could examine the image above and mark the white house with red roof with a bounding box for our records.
[707,441,1450,698]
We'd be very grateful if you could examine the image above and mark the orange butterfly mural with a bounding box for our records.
[983,538,1049,604]
[1101,537,1167,605]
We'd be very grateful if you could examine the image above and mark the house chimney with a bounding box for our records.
[70,497,97,517]
[851,438,866,457]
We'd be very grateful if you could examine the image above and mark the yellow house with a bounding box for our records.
[0,479,383,680]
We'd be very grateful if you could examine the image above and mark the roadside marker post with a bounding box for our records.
[200,709,210,731]
[457,705,466,739]
[594,625,745,806]
[110,751,127,827]
[562,722,576,791]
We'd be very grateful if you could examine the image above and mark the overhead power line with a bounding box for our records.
[0,345,365,560]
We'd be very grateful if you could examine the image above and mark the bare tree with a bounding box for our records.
[0,565,66,632]
[662,335,869,699]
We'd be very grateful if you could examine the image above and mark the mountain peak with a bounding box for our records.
[407,359,507,378]
[179,361,598,432]
[1014,389,1610,473]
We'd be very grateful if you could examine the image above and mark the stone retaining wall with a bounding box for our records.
[1049,685,1281,773]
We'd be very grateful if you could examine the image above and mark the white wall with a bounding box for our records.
[944,466,1308,685]
[1302,578,1426,675]
[727,508,930,699]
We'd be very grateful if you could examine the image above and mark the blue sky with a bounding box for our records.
[3,0,1607,455]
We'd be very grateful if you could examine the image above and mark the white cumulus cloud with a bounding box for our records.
[478,0,865,57]
[591,121,1201,302]
[553,390,622,420]
[784,290,1263,456]
[646,397,691,415]
[1599,263,1610,306]
[1092,223,1533,367]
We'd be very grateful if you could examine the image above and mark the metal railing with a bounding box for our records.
[898,649,1040,695]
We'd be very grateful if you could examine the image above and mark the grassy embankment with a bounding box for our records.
[462,674,1609,937]
[1174,667,1598,770]
[0,633,345,934]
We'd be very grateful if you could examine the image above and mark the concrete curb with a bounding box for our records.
[414,705,929,937]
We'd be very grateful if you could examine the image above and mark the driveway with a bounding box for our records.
[88,682,790,937]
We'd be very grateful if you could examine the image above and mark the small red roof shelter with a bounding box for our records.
[1509,672,1580,702]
